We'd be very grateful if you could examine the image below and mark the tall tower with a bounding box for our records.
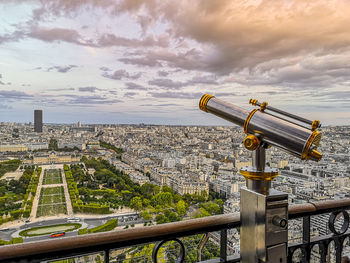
[34,110,43,133]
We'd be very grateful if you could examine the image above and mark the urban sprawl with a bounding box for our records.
[0,121,349,261]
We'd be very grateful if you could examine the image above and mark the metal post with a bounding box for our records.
[253,147,266,171]
[220,229,228,262]
[240,146,288,263]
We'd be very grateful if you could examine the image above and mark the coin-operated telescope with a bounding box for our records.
[199,94,322,263]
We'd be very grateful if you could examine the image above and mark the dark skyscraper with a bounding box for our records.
[34,110,43,133]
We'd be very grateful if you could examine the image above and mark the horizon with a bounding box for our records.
[1,1,350,125]
[2,119,348,128]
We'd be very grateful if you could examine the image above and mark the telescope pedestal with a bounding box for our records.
[240,148,288,263]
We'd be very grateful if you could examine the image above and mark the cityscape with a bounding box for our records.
[0,109,349,261]
[1,0,350,262]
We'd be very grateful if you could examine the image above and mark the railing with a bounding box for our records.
[0,199,350,263]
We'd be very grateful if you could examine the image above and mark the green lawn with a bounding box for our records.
[42,169,63,185]
[40,186,64,196]
[36,204,67,217]
[19,223,81,237]
[37,186,67,217]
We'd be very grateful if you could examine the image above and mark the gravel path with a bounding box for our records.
[29,166,44,219]
[61,168,73,216]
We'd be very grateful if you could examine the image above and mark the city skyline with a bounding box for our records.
[1,0,350,125]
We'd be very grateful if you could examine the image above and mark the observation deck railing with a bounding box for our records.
[1,199,350,263]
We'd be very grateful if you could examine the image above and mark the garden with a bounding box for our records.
[36,186,67,217]
[42,169,62,185]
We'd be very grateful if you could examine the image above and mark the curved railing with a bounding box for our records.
[0,199,350,263]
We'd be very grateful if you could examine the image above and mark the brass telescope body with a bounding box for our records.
[199,94,322,187]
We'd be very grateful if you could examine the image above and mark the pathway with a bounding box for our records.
[29,166,44,219]
[61,168,73,216]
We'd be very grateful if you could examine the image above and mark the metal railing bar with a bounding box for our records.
[2,198,350,262]
[0,213,240,262]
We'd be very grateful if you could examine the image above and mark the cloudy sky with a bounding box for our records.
[0,0,350,125]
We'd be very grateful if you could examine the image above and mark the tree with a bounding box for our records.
[140,210,152,220]
[151,192,173,207]
[141,183,159,198]
[156,213,169,224]
[0,186,6,197]
[48,138,58,151]
[200,202,220,215]
[161,185,174,195]
[121,190,133,202]
[193,208,211,218]
[175,200,187,216]
[142,198,151,208]
[130,197,143,211]
[164,209,180,222]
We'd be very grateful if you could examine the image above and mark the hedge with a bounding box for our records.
[20,167,40,218]
[0,237,23,246]
[88,219,118,234]
[10,209,22,219]
[78,228,88,235]
[73,204,110,214]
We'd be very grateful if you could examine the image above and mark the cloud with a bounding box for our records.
[124,92,137,98]
[99,66,111,72]
[102,69,142,80]
[67,94,120,105]
[78,86,99,92]
[0,104,12,110]
[97,33,169,48]
[47,65,78,73]
[141,103,181,107]
[147,90,233,99]
[148,91,203,99]
[49,87,75,91]
[229,52,350,88]
[119,56,163,67]
[0,30,24,45]
[148,79,184,89]
[0,90,33,100]
[119,49,202,70]
[28,27,86,45]
[25,25,169,48]
[0,74,11,85]
[10,1,350,76]
[125,82,148,90]
[111,0,350,77]
[148,75,218,89]
[158,70,169,77]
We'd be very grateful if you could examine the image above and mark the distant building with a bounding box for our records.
[0,144,28,152]
[23,151,81,165]
[34,110,43,132]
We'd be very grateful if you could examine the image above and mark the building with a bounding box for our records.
[0,144,28,152]
[23,151,81,164]
[34,109,43,133]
